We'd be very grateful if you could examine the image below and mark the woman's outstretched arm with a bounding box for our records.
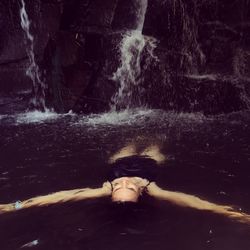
[147,182,250,224]
[0,182,112,214]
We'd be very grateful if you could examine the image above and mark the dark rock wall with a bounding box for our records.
[0,0,61,92]
[145,0,250,76]
[0,0,250,114]
[142,0,250,113]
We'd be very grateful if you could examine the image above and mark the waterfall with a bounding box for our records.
[111,0,157,110]
[135,0,148,31]
[20,0,46,111]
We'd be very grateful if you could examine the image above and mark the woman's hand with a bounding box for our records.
[102,182,112,195]
[146,182,162,196]
[133,177,150,190]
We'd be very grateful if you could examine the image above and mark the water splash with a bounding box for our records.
[111,31,145,109]
[85,108,154,126]
[16,110,59,124]
[78,108,207,128]
[21,239,39,248]
[111,0,158,110]
[20,0,46,111]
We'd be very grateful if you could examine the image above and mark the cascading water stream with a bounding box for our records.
[111,0,157,110]
[20,0,46,111]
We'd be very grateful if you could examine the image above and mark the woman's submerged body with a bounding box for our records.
[0,144,250,224]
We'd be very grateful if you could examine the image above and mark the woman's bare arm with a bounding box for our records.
[0,182,112,214]
[147,182,250,224]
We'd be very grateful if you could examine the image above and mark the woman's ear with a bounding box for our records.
[139,180,150,195]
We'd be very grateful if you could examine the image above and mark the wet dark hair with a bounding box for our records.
[107,194,158,225]
[109,200,144,219]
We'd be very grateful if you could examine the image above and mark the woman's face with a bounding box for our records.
[111,177,148,202]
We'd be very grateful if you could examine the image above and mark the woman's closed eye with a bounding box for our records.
[127,187,137,193]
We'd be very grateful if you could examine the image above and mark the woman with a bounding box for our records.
[0,144,250,224]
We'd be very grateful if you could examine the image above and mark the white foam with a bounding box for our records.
[84,108,154,126]
[80,108,207,127]
[15,110,60,124]
[1,107,209,127]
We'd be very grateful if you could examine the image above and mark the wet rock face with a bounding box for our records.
[0,0,60,62]
[144,0,250,75]
[0,0,61,92]
[0,0,250,114]
[0,3,5,52]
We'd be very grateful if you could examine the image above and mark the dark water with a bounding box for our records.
[0,96,250,250]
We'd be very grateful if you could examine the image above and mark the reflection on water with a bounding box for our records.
[0,98,250,250]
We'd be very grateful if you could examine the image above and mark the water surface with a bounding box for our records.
[0,96,250,250]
